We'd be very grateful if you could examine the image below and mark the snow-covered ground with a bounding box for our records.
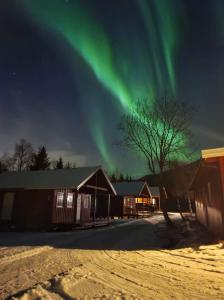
[0,214,224,299]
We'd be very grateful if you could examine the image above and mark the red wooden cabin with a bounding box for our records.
[111,181,153,218]
[0,166,116,230]
[191,148,224,238]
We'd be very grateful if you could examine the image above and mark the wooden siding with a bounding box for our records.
[0,189,53,229]
[95,194,110,218]
[193,158,224,237]
[51,189,76,224]
[0,167,115,229]
[123,196,137,216]
[140,185,150,197]
[110,196,123,217]
[80,169,113,194]
[80,194,91,223]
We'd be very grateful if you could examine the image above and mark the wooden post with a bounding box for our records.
[107,194,111,220]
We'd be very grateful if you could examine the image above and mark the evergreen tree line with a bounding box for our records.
[0,139,76,173]
[109,172,132,182]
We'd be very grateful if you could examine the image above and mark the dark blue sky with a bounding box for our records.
[0,0,224,177]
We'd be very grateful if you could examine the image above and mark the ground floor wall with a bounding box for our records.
[110,196,123,217]
[0,189,113,230]
[195,200,224,237]
[52,189,76,225]
[0,189,53,230]
[110,196,155,218]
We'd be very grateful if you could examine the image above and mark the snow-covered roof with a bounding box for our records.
[149,186,160,198]
[113,181,151,197]
[0,166,115,193]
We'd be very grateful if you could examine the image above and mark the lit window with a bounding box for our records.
[56,192,64,208]
[67,193,73,208]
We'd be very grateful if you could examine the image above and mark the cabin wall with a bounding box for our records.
[0,189,53,229]
[195,199,223,236]
[195,199,209,227]
[194,160,224,237]
[80,194,91,223]
[207,206,223,236]
[140,185,150,197]
[124,196,137,216]
[110,196,123,217]
[52,189,76,225]
[218,158,224,235]
[95,195,109,218]
[83,169,113,194]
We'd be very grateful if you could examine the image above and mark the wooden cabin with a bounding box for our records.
[111,181,153,218]
[191,148,224,238]
[149,186,160,210]
[141,161,199,212]
[0,166,116,230]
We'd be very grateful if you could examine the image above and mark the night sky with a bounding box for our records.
[0,0,224,177]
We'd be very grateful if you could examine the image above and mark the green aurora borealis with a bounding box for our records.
[21,0,186,171]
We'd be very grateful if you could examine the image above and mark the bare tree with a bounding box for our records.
[13,139,34,171]
[118,95,194,225]
[0,153,15,171]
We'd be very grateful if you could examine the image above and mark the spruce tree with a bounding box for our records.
[55,156,64,169]
[31,146,50,170]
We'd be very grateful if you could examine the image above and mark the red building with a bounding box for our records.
[111,181,153,218]
[191,148,224,238]
[0,166,116,230]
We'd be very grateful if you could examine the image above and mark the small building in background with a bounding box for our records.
[0,166,116,230]
[149,186,160,210]
[111,181,153,218]
[191,147,224,238]
[141,162,199,213]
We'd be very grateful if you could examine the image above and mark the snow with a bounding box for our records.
[0,214,224,299]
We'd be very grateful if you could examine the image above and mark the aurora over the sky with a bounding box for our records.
[1,0,224,176]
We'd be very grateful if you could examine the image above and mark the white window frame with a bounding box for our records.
[56,192,64,208]
[67,192,73,208]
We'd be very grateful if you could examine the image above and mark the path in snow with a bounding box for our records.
[0,213,223,299]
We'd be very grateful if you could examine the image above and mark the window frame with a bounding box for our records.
[67,192,73,208]
[56,192,64,208]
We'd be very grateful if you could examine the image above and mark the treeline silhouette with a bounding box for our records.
[0,139,134,182]
[0,138,76,173]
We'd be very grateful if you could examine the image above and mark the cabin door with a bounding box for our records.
[1,192,15,221]
[76,194,81,222]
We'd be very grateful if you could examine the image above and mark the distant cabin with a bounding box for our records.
[0,166,116,230]
[111,181,153,218]
[149,186,160,210]
[191,148,224,238]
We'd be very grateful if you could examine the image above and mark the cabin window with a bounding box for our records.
[124,197,135,208]
[67,193,73,208]
[56,192,64,208]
